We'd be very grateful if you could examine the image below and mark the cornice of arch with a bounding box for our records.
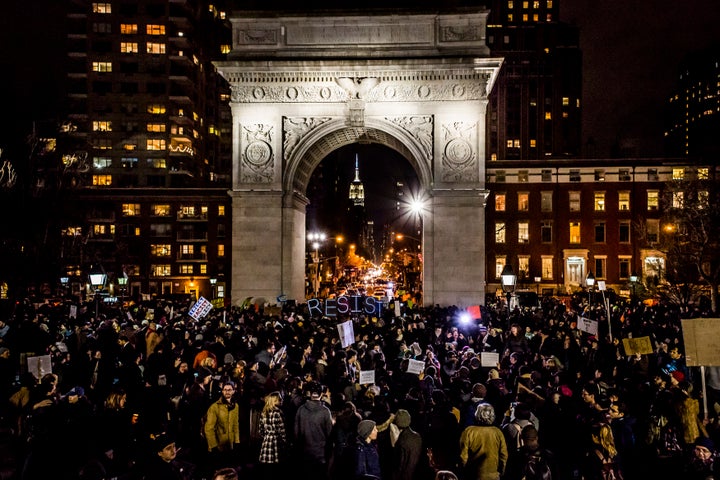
[224,62,500,104]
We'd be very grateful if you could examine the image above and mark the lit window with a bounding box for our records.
[495,193,506,211]
[120,42,139,53]
[672,191,684,208]
[147,123,166,132]
[542,256,553,280]
[546,0,553,7]
[518,192,529,211]
[146,43,166,54]
[148,158,167,168]
[93,156,111,168]
[221,44,231,54]
[513,139,520,148]
[647,191,659,210]
[180,245,194,256]
[92,3,111,13]
[518,221,529,243]
[218,244,225,257]
[151,244,172,257]
[120,24,137,34]
[672,168,685,180]
[495,222,506,243]
[123,140,137,151]
[698,190,708,209]
[698,167,709,179]
[562,97,569,106]
[518,257,530,278]
[594,192,605,211]
[594,169,605,181]
[179,264,194,274]
[148,104,166,114]
[146,24,166,35]
[544,112,552,120]
[122,203,141,216]
[92,175,112,186]
[618,192,630,211]
[569,191,581,211]
[152,204,171,216]
[151,264,172,276]
[541,221,552,243]
[569,222,581,244]
[200,264,208,274]
[147,139,166,150]
[218,205,225,216]
[530,139,536,148]
[92,121,112,132]
[92,62,112,72]
[495,257,507,278]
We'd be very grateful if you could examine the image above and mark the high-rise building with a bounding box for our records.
[55,0,233,303]
[664,47,720,159]
[486,0,582,161]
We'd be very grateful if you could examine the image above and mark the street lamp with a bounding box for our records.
[117,275,127,301]
[60,276,69,297]
[210,277,217,299]
[501,263,516,328]
[629,272,639,302]
[586,270,595,305]
[89,268,106,320]
[307,232,326,297]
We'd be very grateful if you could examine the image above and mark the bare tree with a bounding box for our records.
[660,174,720,313]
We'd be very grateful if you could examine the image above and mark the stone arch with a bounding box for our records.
[284,118,433,197]
[216,9,502,307]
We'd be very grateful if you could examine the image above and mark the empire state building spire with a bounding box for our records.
[348,153,365,207]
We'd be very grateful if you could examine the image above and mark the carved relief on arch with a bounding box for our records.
[386,115,434,161]
[240,123,275,183]
[282,117,332,161]
[441,121,477,182]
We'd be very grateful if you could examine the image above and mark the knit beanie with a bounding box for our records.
[358,419,376,440]
[394,409,412,429]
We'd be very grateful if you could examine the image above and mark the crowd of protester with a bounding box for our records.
[0,290,719,480]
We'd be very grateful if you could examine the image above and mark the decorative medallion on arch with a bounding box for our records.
[216,9,502,307]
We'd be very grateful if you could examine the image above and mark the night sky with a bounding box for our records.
[561,0,720,157]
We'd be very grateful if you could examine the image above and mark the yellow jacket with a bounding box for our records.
[204,398,240,452]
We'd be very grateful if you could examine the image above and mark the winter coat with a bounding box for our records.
[355,436,382,479]
[459,424,508,480]
[294,397,333,463]
[258,406,287,464]
[204,398,240,452]
[391,427,423,480]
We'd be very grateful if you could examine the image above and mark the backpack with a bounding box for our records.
[522,450,552,480]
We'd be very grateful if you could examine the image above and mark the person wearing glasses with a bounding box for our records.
[205,380,240,471]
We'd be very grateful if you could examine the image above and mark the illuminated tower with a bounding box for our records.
[348,153,365,207]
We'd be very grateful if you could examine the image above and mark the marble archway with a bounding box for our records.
[216,9,502,307]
